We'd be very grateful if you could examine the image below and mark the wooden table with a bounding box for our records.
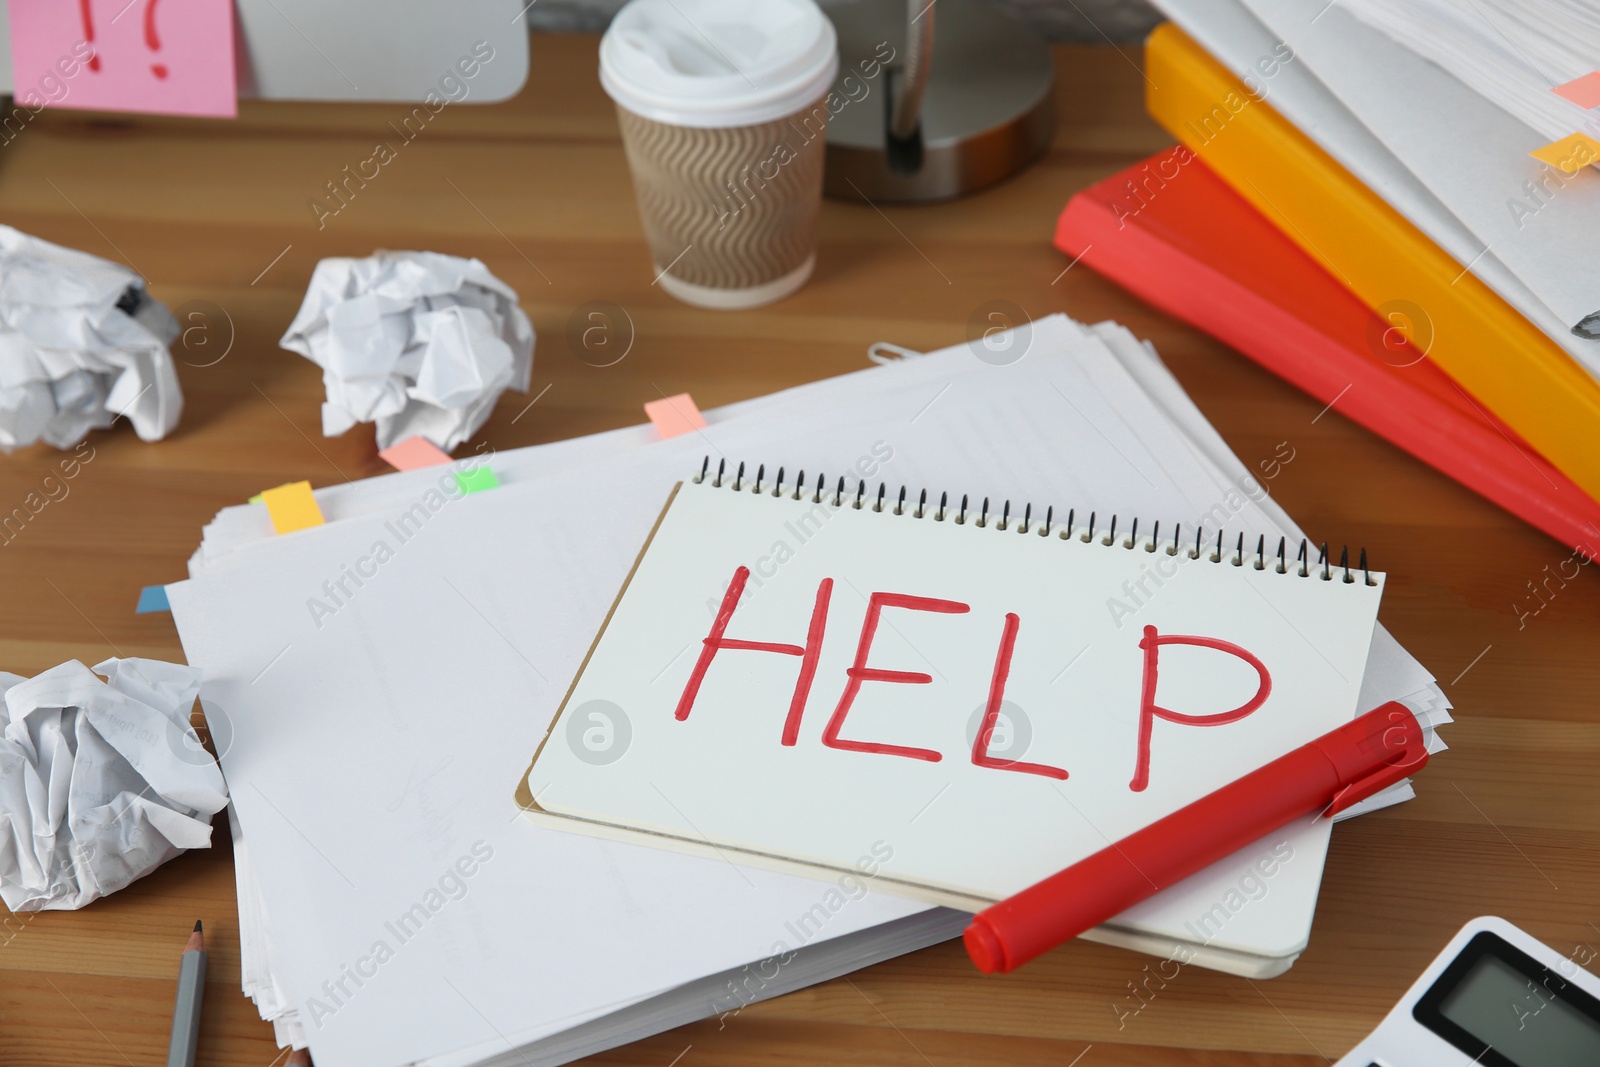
[1,31,1595,1067]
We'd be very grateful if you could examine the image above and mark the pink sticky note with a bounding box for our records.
[379,436,454,471]
[644,393,707,439]
[8,0,237,118]
[1554,72,1600,110]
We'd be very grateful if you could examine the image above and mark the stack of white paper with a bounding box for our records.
[1343,0,1600,145]
[168,316,1449,1066]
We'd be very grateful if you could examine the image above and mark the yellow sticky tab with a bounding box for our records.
[261,480,325,535]
[1530,132,1600,175]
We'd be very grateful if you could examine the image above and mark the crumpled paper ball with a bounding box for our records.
[279,251,535,451]
[0,225,182,452]
[0,657,229,911]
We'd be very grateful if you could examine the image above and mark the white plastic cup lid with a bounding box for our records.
[600,0,839,128]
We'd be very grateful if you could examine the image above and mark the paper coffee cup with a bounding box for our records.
[601,0,839,310]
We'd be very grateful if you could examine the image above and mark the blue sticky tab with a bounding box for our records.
[136,585,171,614]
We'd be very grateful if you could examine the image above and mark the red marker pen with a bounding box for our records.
[964,701,1429,974]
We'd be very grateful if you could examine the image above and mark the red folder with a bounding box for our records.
[1056,148,1600,555]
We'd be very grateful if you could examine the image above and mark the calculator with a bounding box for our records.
[1336,916,1600,1067]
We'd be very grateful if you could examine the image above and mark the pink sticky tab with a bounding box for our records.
[8,0,238,118]
[1554,72,1600,110]
[644,393,707,439]
[379,436,454,471]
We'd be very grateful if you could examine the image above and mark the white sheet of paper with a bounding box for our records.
[524,476,1384,906]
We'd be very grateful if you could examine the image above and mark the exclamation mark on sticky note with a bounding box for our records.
[145,0,168,78]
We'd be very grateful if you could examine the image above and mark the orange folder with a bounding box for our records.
[1056,147,1600,555]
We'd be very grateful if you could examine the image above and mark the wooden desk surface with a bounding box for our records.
[1,31,1596,1067]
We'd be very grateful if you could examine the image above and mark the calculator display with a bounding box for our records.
[1414,931,1600,1067]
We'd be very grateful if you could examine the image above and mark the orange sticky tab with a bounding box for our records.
[1553,72,1600,110]
[379,436,453,471]
[261,481,325,535]
[644,393,707,438]
[1530,132,1600,175]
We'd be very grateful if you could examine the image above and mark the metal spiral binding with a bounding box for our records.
[691,457,1375,585]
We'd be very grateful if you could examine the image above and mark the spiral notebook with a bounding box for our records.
[517,466,1385,912]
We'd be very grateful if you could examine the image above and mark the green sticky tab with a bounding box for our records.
[248,493,263,504]
[455,467,500,495]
